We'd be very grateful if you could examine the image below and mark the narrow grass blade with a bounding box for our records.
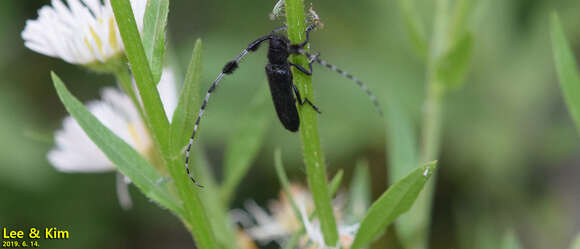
[168,40,229,249]
[142,0,169,83]
[351,161,437,249]
[285,0,339,245]
[449,0,471,41]
[385,90,422,249]
[328,169,343,197]
[221,86,270,203]
[51,72,183,217]
[385,93,418,183]
[550,13,580,135]
[435,32,473,90]
[170,39,202,158]
[111,0,170,154]
[398,0,428,60]
[400,1,450,248]
[274,148,303,222]
[348,160,371,221]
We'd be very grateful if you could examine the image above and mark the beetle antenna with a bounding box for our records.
[307,53,383,116]
[184,35,272,187]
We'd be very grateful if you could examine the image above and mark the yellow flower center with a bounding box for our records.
[108,17,118,50]
[83,17,121,63]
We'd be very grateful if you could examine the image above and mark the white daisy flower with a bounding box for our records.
[47,68,177,172]
[22,0,147,68]
[231,185,313,245]
[232,184,360,249]
[298,204,359,249]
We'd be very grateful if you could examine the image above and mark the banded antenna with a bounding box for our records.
[184,35,273,187]
[304,52,384,116]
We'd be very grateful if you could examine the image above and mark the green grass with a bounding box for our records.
[551,13,580,136]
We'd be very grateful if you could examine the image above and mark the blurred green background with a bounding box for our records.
[1,0,580,248]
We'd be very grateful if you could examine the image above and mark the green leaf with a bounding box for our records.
[385,90,421,248]
[111,0,170,155]
[386,94,418,183]
[170,39,202,158]
[220,86,270,203]
[551,13,580,135]
[274,148,303,223]
[351,161,437,249]
[167,40,231,249]
[449,0,471,42]
[51,72,183,218]
[385,90,422,246]
[435,32,473,90]
[348,160,371,221]
[163,40,221,249]
[142,0,169,83]
[398,0,428,60]
[328,169,343,198]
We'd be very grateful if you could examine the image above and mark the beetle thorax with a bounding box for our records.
[268,35,290,65]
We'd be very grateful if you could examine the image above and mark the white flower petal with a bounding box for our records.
[158,68,178,119]
[235,185,360,249]
[84,0,104,17]
[22,0,148,65]
[133,68,179,120]
[48,89,145,172]
[48,116,113,172]
[298,204,325,248]
[48,67,179,173]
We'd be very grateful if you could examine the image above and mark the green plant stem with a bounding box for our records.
[114,68,144,117]
[420,84,443,163]
[110,2,217,247]
[406,0,449,249]
[167,155,218,249]
[284,0,338,246]
[115,64,167,175]
[111,0,170,157]
[422,0,448,183]
[423,0,450,151]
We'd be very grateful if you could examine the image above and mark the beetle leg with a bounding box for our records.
[292,84,321,113]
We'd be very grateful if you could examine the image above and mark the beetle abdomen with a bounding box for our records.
[265,64,300,132]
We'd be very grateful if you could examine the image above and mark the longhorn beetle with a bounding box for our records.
[184,24,382,187]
